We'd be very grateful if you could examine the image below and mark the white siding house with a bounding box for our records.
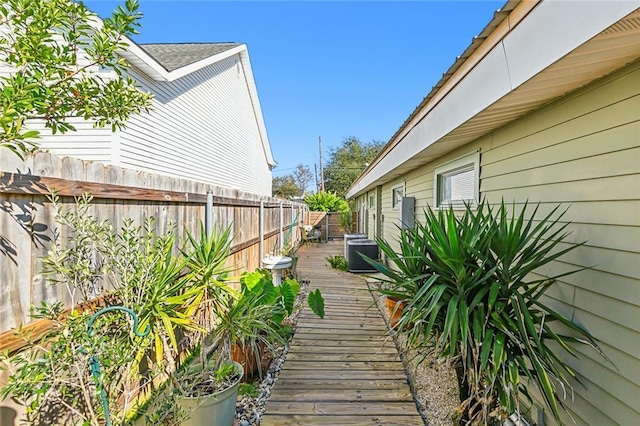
[348,1,640,425]
[1,38,276,196]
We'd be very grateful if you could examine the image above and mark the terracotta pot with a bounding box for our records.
[384,296,404,328]
[231,341,270,378]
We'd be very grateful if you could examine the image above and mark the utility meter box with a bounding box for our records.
[398,196,415,229]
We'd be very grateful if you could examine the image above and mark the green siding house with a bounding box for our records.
[347,1,640,424]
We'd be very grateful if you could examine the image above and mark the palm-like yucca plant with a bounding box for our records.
[133,232,204,372]
[182,224,237,332]
[180,224,239,380]
[212,277,288,373]
[366,200,606,425]
[367,220,435,302]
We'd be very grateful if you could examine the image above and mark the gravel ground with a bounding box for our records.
[367,279,460,426]
[234,275,460,426]
[233,278,310,425]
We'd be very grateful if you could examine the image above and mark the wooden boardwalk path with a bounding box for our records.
[261,241,423,425]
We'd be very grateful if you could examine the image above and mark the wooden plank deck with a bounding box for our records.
[261,241,423,425]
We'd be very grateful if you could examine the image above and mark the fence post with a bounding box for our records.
[325,213,329,242]
[290,204,295,251]
[279,201,284,253]
[205,190,214,238]
[259,200,264,261]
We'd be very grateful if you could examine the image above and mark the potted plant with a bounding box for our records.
[162,225,243,426]
[229,270,295,377]
[0,195,202,426]
[171,358,244,426]
[361,220,433,329]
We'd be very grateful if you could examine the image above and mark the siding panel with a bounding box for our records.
[119,56,272,196]
[1,48,273,197]
[370,60,640,425]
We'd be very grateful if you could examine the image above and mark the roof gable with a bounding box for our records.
[139,42,242,72]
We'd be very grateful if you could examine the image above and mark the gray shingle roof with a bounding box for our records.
[139,42,242,72]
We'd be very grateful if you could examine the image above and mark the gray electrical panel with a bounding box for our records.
[398,196,415,229]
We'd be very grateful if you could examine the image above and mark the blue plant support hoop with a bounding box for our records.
[86,306,150,426]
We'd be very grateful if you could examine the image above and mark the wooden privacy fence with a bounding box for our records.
[0,151,307,339]
[307,211,357,241]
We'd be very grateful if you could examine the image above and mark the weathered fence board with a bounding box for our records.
[308,211,351,241]
[0,151,304,336]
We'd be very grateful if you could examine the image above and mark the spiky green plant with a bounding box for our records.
[326,254,348,271]
[365,200,607,425]
[181,224,237,332]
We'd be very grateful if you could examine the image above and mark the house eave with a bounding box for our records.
[120,41,248,82]
[346,1,640,199]
[114,32,276,167]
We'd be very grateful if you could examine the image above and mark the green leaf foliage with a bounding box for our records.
[323,136,384,197]
[238,383,259,398]
[1,0,153,157]
[365,199,606,425]
[272,174,300,198]
[307,289,325,319]
[326,255,348,271]
[304,191,349,212]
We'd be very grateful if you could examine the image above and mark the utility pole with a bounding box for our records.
[314,163,319,192]
[319,136,325,192]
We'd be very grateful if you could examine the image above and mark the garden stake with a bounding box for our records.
[86,307,150,426]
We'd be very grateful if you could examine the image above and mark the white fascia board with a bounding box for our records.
[165,44,247,82]
[84,16,170,81]
[239,50,276,167]
[346,44,511,198]
[503,0,640,88]
[120,38,170,80]
[88,12,248,82]
[346,0,640,199]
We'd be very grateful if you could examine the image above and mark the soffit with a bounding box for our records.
[349,7,640,195]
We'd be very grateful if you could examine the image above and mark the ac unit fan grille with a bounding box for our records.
[346,240,379,272]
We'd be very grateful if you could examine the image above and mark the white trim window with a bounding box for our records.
[434,151,480,208]
[368,194,375,208]
[391,184,405,210]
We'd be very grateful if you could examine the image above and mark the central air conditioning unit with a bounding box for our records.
[346,239,379,273]
[344,233,368,257]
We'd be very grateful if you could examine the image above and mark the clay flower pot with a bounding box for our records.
[384,296,404,329]
[231,341,271,378]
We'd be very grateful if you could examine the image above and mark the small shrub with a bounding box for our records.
[238,383,259,398]
[326,255,348,271]
[304,191,349,212]
[339,209,353,233]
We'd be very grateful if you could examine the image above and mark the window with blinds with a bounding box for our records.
[434,151,480,208]
[392,185,404,209]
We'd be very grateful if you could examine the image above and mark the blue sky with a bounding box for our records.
[86,0,503,180]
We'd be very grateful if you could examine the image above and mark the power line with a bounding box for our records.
[272,167,299,174]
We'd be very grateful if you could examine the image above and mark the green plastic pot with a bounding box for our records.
[175,361,243,426]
